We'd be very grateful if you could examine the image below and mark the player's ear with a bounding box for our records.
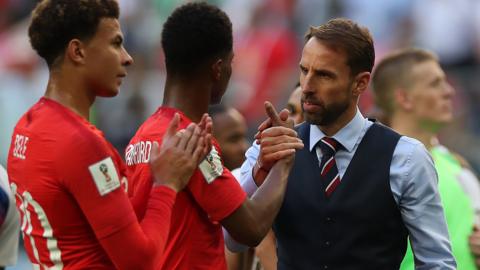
[65,39,86,65]
[211,58,223,82]
[394,88,413,111]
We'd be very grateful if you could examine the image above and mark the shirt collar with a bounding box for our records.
[309,108,368,153]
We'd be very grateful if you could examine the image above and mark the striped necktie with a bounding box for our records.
[318,137,342,197]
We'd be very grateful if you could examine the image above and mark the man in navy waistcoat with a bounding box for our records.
[225,18,456,270]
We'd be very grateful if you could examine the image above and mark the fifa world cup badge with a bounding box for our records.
[99,163,112,182]
[206,154,217,172]
[89,157,121,196]
[199,146,224,184]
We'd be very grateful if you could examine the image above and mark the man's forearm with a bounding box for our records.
[249,159,291,234]
[222,158,291,246]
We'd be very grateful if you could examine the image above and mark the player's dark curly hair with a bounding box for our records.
[161,2,233,76]
[28,0,119,67]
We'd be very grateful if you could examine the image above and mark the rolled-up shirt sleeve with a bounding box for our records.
[390,137,456,269]
[239,142,261,196]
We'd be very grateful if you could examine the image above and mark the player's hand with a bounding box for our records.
[258,126,303,169]
[256,102,300,171]
[197,113,213,161]
[254,101,291,141]
[251,102,301,186]
[149,113,205,192]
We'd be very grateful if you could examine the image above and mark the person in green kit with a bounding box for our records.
[371,48,480,269]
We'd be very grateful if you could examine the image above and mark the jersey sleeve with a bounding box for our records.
[56,133,177,270]
[188,143,247,222]
[128,163,154,221]
[56,133,137,239]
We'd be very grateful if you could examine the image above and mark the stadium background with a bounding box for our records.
[0,0,479,268]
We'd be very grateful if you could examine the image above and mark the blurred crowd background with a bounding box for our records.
[0,0,480,198]
[0,0,480,267]
[2,0,480,168]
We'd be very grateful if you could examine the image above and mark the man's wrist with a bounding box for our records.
[153,182,180,193]
[253,161,269,186]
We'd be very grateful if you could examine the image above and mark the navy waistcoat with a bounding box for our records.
[274,122,408,270]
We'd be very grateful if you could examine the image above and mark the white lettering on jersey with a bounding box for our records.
[11,183,64,269]
[13,134,29,160]
[199,146,223,184]
[125,140,153,166]
[88,157,120,196]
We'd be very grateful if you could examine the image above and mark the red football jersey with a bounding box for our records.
[126,107,247,270]
[7,98,138,269]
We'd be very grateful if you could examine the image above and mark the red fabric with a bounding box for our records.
[101,186,176,270]
[126,107,247,270]
[7,98,175,269]
[234,27,298,121]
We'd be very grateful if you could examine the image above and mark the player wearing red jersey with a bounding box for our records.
[126,3,304,270]
[7,1,209,269]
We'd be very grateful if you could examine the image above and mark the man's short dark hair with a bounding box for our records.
[161,2,233,76]
[305,18,375,76]
[29,0,119,67]
[372,48,438,118]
